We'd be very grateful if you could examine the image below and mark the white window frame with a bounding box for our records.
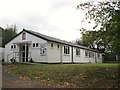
[33,43,35,47]
[32,43,39,48]
[92,52,94,58]
[76,48,80,56]
[98,53,100,58]
[11,44,17,50]
[11,45,13,50]
[64,45,70,55]
[36,43,39,47]
[51,43,53,48]
[89,51,92,58]
[22,32,26,40]
[85,50,89,57]
[57,44,60,49]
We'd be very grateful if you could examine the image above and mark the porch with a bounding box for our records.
[7,41,32,63]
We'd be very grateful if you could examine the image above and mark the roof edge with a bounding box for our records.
[6,28,101,52]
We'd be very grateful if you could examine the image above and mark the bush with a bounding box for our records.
[10,58,16,63]
[29,58,34,63]
[2,59,4,62]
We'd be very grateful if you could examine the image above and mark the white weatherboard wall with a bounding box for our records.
[73,47,81,63]
[89,51,96,63]
[62,45,72,63]
[73,48,98,63]
[96,53,102,63]
[47,42,61,63]
[5,31,47,63]
[27,33,47,62]
[5,30,103,64]
[78,49,89,63]
[4,32,20,62]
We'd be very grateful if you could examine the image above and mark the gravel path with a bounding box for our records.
[2,66,50,88]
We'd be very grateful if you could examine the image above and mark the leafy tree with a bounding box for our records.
[0,27,4,47]
[2,25,17,47]
[80,29,107,53]
[77,0,120,54]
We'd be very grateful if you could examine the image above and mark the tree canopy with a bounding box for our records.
[2,25,17,47]
[77,0,120,54]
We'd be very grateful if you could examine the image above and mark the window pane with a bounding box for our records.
[64,46,66,54]
[14,45,16,48]
[22,33,26,40]
[65,48,67,54]
[11,45,13,49]
[36,43,38,47]
[92,52,94,58]
[76,48,80,55]
[98,53,100,58]
[68,46,70,54]
[33,43,35,47]
[51,43,53,47]
[85,50,88,56]
[57,45,59,48]
[89,52,91,58]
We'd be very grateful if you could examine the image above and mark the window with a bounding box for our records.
[76,48,80,55]
[89,52,91,58]
[14,45,16,48]
[57,44,59,49]
[92,52,94,58]
[88,51,94,58]
[51,43,53,47]
[36,43,39,47]
[22,32,26,40]
[64,45,70,54]
[40,47,46,55]
[85,50,89,57]
[33,43,35,47]
[11,45,13,49]
[98,53,100,58]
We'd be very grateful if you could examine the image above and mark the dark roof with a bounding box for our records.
[23,29,98,52]
[6,29,99,52]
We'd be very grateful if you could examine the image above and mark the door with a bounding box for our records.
[20,43,29,62]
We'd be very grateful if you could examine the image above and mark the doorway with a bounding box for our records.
[19,43,29,62]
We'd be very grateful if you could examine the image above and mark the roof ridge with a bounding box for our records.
[23,29,74,44]
[23,29,98,52]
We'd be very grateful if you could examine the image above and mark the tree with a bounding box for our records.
[0,27,4,47]
[77,0,120,54]
[80,29,107,53]
[2,25,17,47]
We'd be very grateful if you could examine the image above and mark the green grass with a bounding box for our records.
[4,63,119,88]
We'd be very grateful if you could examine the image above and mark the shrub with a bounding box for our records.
[29,58,34,63]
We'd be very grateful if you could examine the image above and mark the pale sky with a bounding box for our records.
[0,0,105,41]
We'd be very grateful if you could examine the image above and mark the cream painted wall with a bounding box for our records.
[73,48,89,63]
[47,41,61,63]
[27,33,47,63]
[96,53,102,63]
[5,31,47,63]
[5,30,102,63]
[62,45,72,63]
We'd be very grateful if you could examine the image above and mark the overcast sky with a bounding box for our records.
[0,0,105,41]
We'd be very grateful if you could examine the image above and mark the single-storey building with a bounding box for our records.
[5,29,102,63]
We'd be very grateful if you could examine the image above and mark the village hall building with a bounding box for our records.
[5,29,102,63]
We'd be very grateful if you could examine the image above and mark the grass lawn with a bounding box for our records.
[4,63,119,88]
